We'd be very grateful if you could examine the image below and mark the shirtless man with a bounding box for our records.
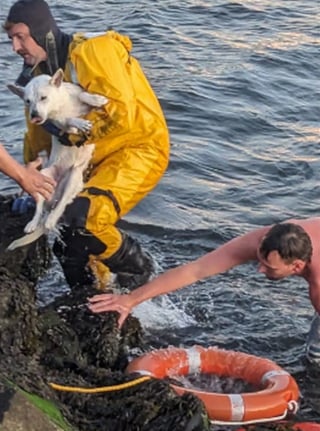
[88,219,320,365]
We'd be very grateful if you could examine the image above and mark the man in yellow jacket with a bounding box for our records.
[4,0,170,289]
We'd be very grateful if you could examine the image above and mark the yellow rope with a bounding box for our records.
[49,375,151,393]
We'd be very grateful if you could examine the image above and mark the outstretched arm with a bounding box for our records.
[88,227,270,326]
[0,143,55,201]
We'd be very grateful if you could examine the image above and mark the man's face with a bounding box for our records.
[257,249,297,280]
[7,22,47,66]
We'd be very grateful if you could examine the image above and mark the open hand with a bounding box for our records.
[21,158,56,201]
[87,293,134,328]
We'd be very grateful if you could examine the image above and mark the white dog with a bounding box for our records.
[7,68,108,251]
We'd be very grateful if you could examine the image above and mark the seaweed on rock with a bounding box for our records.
[0,194,209,431]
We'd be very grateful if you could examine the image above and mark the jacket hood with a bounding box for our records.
[7,0,71,79]
[7,0,59,50]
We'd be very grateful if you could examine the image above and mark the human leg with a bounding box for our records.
[54,144,167,289]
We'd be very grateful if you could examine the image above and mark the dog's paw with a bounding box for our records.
[24,219,39,233]
[79,91,108,108]
[88,94,108,107]
[67,118,92,133]
[44,214,59,231]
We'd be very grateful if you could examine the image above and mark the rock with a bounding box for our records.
[0,380,62,431]
[0,194,210,431]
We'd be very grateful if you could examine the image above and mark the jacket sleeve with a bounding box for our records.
[70,32,137,141]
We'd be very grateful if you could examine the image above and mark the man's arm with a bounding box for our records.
[88,226,270,326]
[126,228,268,301]
[0,143,55,200]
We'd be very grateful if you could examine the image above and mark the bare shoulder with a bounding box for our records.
[287,216,320,226]
[238,225,272,244]
[223,225,272,261]
[287,217,320,237]
[289,218,320,279]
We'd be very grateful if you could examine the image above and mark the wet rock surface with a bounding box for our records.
[0,194,312,431]
[0,195,208,431]
[0,380,61,431]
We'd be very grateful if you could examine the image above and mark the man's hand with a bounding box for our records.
[87,293,133,328]
[20,158,56,201]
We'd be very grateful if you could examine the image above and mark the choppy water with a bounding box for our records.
[1,0,320,425]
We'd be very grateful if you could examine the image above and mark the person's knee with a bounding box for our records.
[56,191,122,262]
[53,226,107,258]
[53,226,107,289]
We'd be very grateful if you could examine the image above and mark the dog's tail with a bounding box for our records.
[7,226,47,251]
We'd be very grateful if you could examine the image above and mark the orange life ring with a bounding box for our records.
[126,346,300,424]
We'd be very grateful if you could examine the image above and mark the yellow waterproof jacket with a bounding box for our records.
[23,31,170,167]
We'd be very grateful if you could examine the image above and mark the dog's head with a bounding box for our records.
[8,68,65,125]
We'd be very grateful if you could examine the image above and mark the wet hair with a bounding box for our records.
[259,223,312,263]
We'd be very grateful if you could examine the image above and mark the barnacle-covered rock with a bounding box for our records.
[0,194,210,431]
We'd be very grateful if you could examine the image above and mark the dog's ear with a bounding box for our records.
[50,68,64,88]
[7,84,25,99]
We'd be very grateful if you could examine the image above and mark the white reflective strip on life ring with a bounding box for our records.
[129,369,154,377]
[229,394,245,421]
[261,370,289,385]
[186,347,201,374]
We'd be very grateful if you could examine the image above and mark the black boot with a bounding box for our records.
[103,233,155,290]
